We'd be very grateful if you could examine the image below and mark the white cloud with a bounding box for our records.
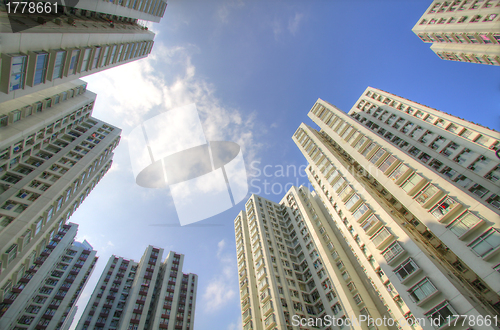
[84,41,260,212]
[288,12,304,36]
[227,317,243,330]
[216,0,244,24]
[217,239,226,258]
[203,239,237,312]
[272,18,283,39]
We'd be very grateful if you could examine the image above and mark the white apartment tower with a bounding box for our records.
[0,80,121,324]
[0,222,98,330]
[292,87,500,329]
[75,246,197,330]
[235,189,414,330]
[0,0,167,102]
[412,0,500,65]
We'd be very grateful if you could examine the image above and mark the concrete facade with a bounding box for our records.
[0,80,121,326]
[75,247,197,330]
[291,87,500,329]
[0,222,98,330]
[0,0,167,102]
[412,0,500,65]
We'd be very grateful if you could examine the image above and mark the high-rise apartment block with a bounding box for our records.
[0,0,167,102]
[290,87,499,328]
[0,222,98,330]
[0,79,121,323]
[75,246,197,330]
[236,187,420,330]
[412,0,500,65]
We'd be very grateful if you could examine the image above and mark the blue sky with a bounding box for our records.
[70,1,499,329]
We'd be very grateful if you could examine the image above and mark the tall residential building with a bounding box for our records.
[0,79,121,320]
[412,0,500,66]
[0,222,98,330]
[75,246,197,330]
[0,0,167,102]
[292,87,500,328]
[236,189,418,330]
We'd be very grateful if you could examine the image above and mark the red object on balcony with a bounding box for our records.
[130,319,140,324]
[100,312,109,318]
[159,324,169,329]
[88,311,95,316]
[82,249,91,254]
[133,308,143,314]
[35,325,47,330]
[144,275,152,280]
[173,260,179,265]
[136,299,145,305]
[175,325,182,329]
[146,267,155,272]
[103,303,113,309]
[161,314,170,319]
[139,290,148,296]
[42,314,53,320]
[165,297,173,301]
[96,322,105,327]
[11,288,23,293]
[110,287,118,292]
[84,320,90,325]
[70,270,79,275]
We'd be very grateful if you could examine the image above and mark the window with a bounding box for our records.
[394,258,419,281]
[33,53,48,85]
[92,47,102,69]
[409,278,438,303]
[430,197,459,220]
[11,110,22,123]
[109,45,117,64]
[469,228,500,257]
[52,51,66,79]
[389,163,410,181]
[10,54,27,91]
[401,173,424,194]
[382,241,405,263]
[100,46,110,67]
[447,211,483,237]
[352,204,369,221]
[379,155,397,173]
[415,184,440,205]
[425,301,458,326]
[69,50,80,75]
[116,44,124,62]
[80,48,92,72]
